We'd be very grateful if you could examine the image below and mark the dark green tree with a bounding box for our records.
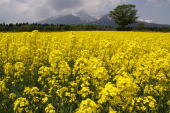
[109,4,138,30]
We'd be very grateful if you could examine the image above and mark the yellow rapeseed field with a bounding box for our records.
[0,31,170,113]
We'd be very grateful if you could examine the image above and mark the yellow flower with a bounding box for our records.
[109,107,117,113]
[17,46,30,61]
[76,98,99,113]
[149,102,155,108]
[24,87,39,96]
[33,97,39,102]
[49,50,62,67]
[45,104,56,113]
[14,97,30,113]
[98,82,119,104]
[0,80,8,94]
[78,86,93,98]
[93,67,110,81]
[42,97,48,103]
[141,106,146,111]
[132,96,157,112]
[128,107,133,112]
[9,93,16,100]
[4,63,13,75]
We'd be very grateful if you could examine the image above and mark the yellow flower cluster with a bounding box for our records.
[98,82,119,104]
[0,80,8,94]
[130,96,157,112]
[13,97,31,113]
[45,104,56,113]
[75,98,100,113]
[0,31,169,113]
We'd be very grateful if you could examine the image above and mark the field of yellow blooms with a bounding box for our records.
[0,31,170,113]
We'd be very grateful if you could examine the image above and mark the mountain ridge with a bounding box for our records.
[38,14,170,28]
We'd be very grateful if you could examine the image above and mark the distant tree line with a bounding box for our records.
[0,23,170,32]
[0,23,106,32]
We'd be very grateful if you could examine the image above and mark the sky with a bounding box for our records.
[0,0,170,24]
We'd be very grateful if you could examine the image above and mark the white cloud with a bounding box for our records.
[0,0,31,23]
[138,18,153,23]
[0,0,127,23]
[0,0,10,5]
